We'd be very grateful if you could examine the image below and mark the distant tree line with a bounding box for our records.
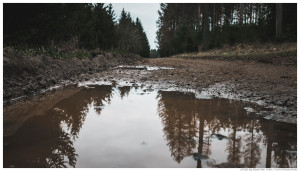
[156,3,297,57]
[4,3,150,58]
[150,49,160,58]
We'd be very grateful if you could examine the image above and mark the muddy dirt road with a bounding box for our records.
[3,48,297,124]
[147,57,297,114]
[90,57,296,123]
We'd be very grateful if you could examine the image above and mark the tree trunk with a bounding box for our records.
[220,4,223,27]
[197,117,204,168]
[197,4,201,31]
[212,4,215,31]
[239,4,243,25]
[202,4,210,51]
[232,125,237,162]
[250,3,253,24]
[276,3,282,37]
[266,121,274,168]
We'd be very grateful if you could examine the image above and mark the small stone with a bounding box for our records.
[244,107,256,113]
[275,101,283,105]
[264,114,274,120]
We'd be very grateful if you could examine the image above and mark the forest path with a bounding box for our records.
[88,57,296,123]
[4,48,297,123]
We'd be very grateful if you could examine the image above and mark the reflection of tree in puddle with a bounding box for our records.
[226,103,243,164]
[157,91,197,163]
[4,85,113,168]
[118,86,131,99]
[157,91,297,168]
[273,124,297,168]
[242,117,262,167]
[261,121,297,168]
[4,86,296,168]
[4,113,77,167]
[54,85,113,138]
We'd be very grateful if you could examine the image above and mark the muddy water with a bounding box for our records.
[3,84,297,168]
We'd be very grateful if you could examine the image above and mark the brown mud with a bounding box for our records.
[3,47,141,102]
[3,85,82,137]
[3,47,297,124]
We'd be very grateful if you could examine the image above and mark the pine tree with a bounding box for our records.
[135,18,150,57]
[156,3,296,57]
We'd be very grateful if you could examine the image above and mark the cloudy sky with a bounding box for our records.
[111,3,160,50]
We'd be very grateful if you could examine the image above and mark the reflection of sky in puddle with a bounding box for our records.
[116,65,174,71]
[3,85,297,168]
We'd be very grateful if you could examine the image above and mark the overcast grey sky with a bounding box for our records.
[111,3,160,50]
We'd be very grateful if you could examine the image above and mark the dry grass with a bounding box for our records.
[170,42,297,58]
[169,43,297,65]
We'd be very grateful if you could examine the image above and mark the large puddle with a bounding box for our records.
[3,84,297,168]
